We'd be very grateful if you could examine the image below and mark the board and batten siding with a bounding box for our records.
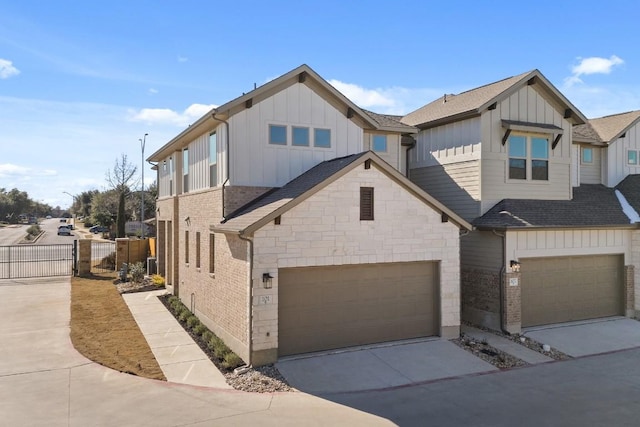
[158,154,174,198]
[461,230,503,271]
[229,83,363,188]
[605,121,640,187]
[506,229,630,264]
[410,117,481,169]
[579,145,602,185]
[363,132,401,172]
[411,161,481,221]
[480,84,573,215]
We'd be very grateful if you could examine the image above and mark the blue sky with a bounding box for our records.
[1,0,639,209]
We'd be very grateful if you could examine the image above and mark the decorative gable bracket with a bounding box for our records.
[501,119,564,149]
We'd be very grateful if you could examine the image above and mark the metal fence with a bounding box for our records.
[91,241,116,273]
[0,243,76,279]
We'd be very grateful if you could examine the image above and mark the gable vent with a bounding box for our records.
[360,187,374,221]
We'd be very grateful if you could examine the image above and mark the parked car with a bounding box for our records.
[89,225,109,233]
[59,218,67,223]
[57,225,72,236]
[67,224,74,230]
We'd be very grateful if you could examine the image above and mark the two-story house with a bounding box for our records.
[148,65,470,366]
[402,70,639,334]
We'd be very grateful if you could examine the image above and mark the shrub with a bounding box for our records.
[213,340,231,360]
[202,330,214,343]
[193,323,208,336]
[26,225,41,237]
[178,310,191,322]
[100,252,116,270]
[186,315,200,329]
[167,295,179,306]
[129,262,145,283]
[222,353,244,370]
[151,274,165,286]
[208,335,223,351]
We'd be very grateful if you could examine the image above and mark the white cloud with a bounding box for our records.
[329,79,396,108]
[0,58,20,79]
[129,103,217,126]
[0,163,57,178]
[178,55,188,63]
[565,55,624,86]
[148,88,158,95]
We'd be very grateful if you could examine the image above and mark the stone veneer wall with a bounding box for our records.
[632,230,640,316]
[224,186,273,216]
[461,267,501,331]
[625,265,635,317]
[251,163,462,364]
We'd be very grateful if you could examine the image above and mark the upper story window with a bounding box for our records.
[314,128,331,148]
[628,150,638,165]
[269,125,287,145]
[292,127,309,146]
[508,135,549,181]
[582,147,593,164]
[209,132,217,187]
[183,148,189,192]
[372,135,387,152]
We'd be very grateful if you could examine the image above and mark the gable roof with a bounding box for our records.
[213,151,471,235]
[572,121,603,144]
[575,110,640,144]
[616,174,640,215]
[149,64,382,162]
[473,185,633,230]
[401,70,587,129]
[361,109,417,133]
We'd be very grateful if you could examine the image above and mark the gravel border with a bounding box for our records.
[453,334,527,369]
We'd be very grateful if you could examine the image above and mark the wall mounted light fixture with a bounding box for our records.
[510,260,521,272]
[262,273,273,289]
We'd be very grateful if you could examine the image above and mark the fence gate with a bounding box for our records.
[91,240,116,273]
[0,242,76,279]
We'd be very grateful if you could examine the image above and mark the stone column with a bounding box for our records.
[502,271,522,334]
[625,265,635,317]
[77,239,92,277]
[115,238,130,271]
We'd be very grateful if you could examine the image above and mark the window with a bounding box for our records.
[269,125,287,145]
[182,149,189,192]
[508,136,527,180]
[360,187,374,220]
[508,135,549,181]
[209,233,215,274]
[314,128,331,148]
[195,232,201,269]
[169,157,174,195]
[582,147,593,164]
[185,231,189,264]
[531,137,549,180]
[628,150,638,165]
[292,127,309,146]
[209,132,217,187]
[372,135,387,152]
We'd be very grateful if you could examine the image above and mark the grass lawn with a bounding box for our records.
[69,273,166,381]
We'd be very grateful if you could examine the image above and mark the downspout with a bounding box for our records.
[238,233,254,367]
[492,229,508,334]
[401,135,417,178]
[212,110,230,221]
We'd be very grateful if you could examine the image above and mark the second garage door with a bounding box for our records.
[278,261,439,357]
[521,254,624,327]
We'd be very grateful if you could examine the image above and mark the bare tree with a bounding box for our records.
[106,154,138,238]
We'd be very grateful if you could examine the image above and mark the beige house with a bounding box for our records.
[148,65,470,366]
[402,70,639,334]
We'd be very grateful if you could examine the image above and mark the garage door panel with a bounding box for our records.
[278,262,438,356]
[522,255,624,327]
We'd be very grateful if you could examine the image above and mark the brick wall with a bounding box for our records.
[224,186,273,216]
[252,162,462,361]
[503,271,521,334]
[461,267,501,330]
[625,264,635,316]
[632,230,640,316]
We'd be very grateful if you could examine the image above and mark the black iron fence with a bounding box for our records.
[0,242,76,279]
[91,241,116,273]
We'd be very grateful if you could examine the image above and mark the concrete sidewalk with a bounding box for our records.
[122,290,232,389]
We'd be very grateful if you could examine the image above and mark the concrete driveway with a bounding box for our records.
[523,317,640,357]
[276,339,497,394]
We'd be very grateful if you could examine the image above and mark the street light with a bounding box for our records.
[62,191,75,214]
[140,133,148,239]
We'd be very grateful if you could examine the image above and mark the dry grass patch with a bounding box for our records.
[70,273,165,380]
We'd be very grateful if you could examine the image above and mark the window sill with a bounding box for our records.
[209,273,215,279]
[506,178,550,185]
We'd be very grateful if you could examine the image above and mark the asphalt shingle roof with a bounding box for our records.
[616,174,640,215]
[401,71,532,127]
[572,122,602,143]
[361,109,416,132]
[217,153,368,232]
[473,185,632,229]
[585,110,640,143]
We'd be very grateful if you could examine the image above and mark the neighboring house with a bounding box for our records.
[402,70,638,334]
[148,64,470,366]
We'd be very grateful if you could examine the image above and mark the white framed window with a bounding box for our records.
[372,135,387,152]
[209,132,217,187]
[508,135,549,181]
[582,147,593,164]
[292,127,309,146]
[182,149,189,192]
[314,128,331,148]
[628,150,638,165]
[269,125,287,145]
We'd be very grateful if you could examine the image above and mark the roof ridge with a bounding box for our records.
[590,109,640,121]
[447,70,533,98]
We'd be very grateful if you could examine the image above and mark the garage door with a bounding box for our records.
[278,261,439,356]
[521,255,624,327]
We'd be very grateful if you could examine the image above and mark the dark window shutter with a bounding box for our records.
[360,187,374,220]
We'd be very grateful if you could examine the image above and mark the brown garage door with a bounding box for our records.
[521,255,624,327]
[278,261,439,356]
